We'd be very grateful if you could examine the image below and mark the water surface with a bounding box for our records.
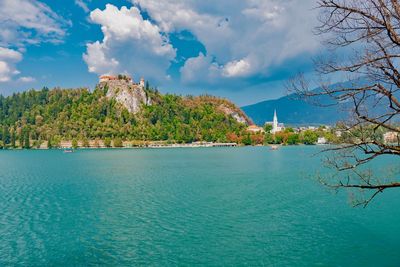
[0,147,399,266]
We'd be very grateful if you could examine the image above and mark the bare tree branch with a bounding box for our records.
[289,0,400,206]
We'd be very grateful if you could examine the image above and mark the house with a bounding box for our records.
[383,131,399,144]
[246,125,265,133]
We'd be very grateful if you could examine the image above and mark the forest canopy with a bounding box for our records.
[0,86,248,147]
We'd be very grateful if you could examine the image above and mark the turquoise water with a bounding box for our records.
[0,146,399,266]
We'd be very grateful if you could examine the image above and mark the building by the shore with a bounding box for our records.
[246,125,265,133]
[383,131,399,144]
[265,109,284,134]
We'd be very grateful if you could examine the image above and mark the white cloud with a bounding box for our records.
[223,59,252,78]
[0,47,23,82]
[18,76,36,83]
[180,53,221,84]
[83,4,176,82]
[0,0,69,84]
[132,0,318,84]
[75,0,90,13]
[0,0,69,47]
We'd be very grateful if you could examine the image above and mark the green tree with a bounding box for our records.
[113,137,123,147]
[47,136,52,149]
[242,134,252,146]
[2,125,10,146]
[287,133,300,145]
[104,137,111,147]
[301,130,318,145]
[19,131,24,148]
[264,133,274,144]
[10,129,16,148]
[23,129,30,149]
[274,134,284,144]
[72,138,78,149]
[82,138,90,148]
[34,140,42,149]
[284,127,295,133]
[264,124,273,133]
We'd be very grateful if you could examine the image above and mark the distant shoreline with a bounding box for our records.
[0,142,328,151]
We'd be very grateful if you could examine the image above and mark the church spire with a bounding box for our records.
[273,109,278,134]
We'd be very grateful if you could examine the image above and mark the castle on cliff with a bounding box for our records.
[99,74,145,88]
[97,74,150,114]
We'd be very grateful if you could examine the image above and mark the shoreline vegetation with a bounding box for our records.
[0,77,393,151]
[0,141,325,150]
[0,123,347,150]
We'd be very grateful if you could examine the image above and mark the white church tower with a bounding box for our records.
[272,109,279,134]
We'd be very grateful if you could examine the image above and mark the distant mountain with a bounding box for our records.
[242,91,346,126]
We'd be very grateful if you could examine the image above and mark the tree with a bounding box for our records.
[104,137,111,147]
[113,137,123,147]
[19,130,24,148]
[23,128,30,149]
[287,133,300,145]
[82,138,90,148]
[301,130,318,145]
[242,134,252,146]
[10,129,16,148]
[93,139,100,148]
[72,138,78,149]
[47,136,52,149]
[2,125,9,146]
[264,124,273,133]
[264,133,274,144]
[288,0,400,206]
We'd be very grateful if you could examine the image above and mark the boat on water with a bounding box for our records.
[63,148,74,153]
[270,145,279,150]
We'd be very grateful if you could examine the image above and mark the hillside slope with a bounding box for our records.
[0,81,250,144]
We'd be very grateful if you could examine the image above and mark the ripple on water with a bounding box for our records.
[0,148,400,266]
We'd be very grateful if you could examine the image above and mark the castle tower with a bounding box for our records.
[139,77,145,88]
[272,109,278,134]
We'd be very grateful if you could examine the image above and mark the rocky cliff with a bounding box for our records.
[98,79,151,114]
[97,76,250,125]
[218,104,251,125]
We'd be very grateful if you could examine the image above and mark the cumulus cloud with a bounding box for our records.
[83,4,176,82]
[0,47,23,82]
[132,0,318,84]
[0,0,69,47]
[180,53,221,84]
[223,59,252,78]
[0,0,69,84]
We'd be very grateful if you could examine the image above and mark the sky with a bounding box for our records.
[0,0,320,106]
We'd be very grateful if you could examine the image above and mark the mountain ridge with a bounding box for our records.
[242,91,345,126]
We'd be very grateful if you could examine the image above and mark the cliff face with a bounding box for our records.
[97,77,250,125]
[218,104,251,125]
[98,79,151,113]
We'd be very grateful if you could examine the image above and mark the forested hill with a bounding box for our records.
[0,84,250,146]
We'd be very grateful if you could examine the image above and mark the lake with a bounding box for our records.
[0,146,399,266]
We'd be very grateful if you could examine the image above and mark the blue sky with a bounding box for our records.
[0,0,319,106]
